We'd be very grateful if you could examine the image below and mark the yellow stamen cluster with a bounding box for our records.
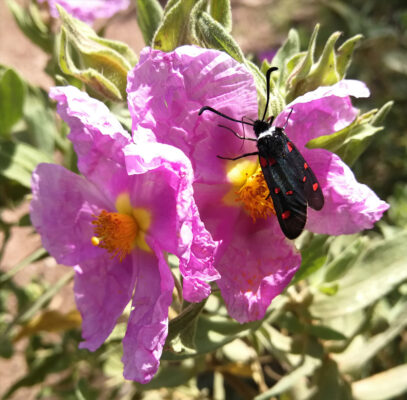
[91,210,139,261]
[237,167,276,221]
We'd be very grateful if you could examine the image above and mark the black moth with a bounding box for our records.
[199,67,324,240]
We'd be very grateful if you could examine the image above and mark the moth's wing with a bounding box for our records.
[280,134,324,211]
[260,155,307,240]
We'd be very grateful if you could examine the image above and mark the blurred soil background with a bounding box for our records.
[1,0,406,398]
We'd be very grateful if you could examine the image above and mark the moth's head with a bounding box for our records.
[253,120,270,137]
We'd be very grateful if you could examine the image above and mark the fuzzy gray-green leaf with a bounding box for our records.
[152,0,195,51]
[306,107,390,166]
[337,34,363,79]
[311,231,407,318]
[135,0,163,46]
[197,11,244,63]
[209,0,232,32]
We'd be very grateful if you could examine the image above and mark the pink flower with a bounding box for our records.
[39,0,129,24]
[127,46,389,323]
[30,86,219,383]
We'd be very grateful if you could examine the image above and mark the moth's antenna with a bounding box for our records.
[199,106,254,127]
[283,108,294,129]
[261,67,278,122]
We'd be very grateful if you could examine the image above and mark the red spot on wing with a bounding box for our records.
[303,176,307,182]
[260,157,268,167]
[282,210,291,220]
[286,190,293,195]
[287,142,293,152]
[269,158,276,166]
[313,183,319,191]
[304,162,308,169]
[274,187,281,194]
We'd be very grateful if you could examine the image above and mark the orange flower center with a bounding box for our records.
[236,167,276,222]
[91,210,139,261]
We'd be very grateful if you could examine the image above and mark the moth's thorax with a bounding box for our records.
[255,125,285,158]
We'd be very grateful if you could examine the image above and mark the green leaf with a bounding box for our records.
[152,0,196,51]
[287,24,319,101]
[352,364,407,400]
[163,0,181,14]
[135,0,163,46]
[196,12,244,63]
[0,67,26,137]
[370,100,393,126]
[279,312,346,340]
[311,231,407,318]
[323,237,368,282]
[189,0,209,44]
[162,314,262,361]
[286,27,363,102]
[0,141,52,187]
[23,87,57,154]
[268,29,300,75]
[336,301,407,374]
[209,0,232,32]
[307,324,347,341]
[311,358,353,400]
[278,312,305,334]
[292,235,329,284]
[336,34,363,79]
[268,29,300,95]
[305,31,342,88]
[57,5,137,101]
[166,300,206,346]
[137,361,202,390]
[254,355,322,399]
[306,103,392,166]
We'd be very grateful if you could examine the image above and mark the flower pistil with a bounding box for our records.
[237,167,276,222]
[91,210,139,261]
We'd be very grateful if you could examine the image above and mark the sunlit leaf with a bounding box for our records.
[335,301,407,374]
[0,141,52,187]
[0,67,26,137]
[135,0,163,46]
[311,232,407,318]
[352,364,407,400]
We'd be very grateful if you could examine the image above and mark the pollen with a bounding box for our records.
[237,167,276,221]
[91,210,139,261]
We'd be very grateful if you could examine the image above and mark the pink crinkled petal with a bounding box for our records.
[272,80,388,234]
[30,163,110,266]
[39,0,129,24]
[124,142,220,301]
[305,150,389,234]
[290,79,370,106]
[178,202,220,302]
[127,46,258,184]
[216,216,301,323]
[275,80,370,149]
[49,86,132,203]
[182,277,212,303]
[75,254,136,351]
[122,243,174,383]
